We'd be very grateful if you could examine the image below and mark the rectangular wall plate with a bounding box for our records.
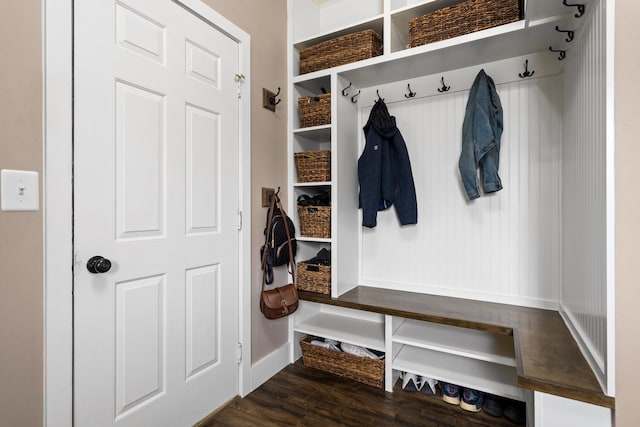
[1,169,40,212]
[262,187,275,207]
[262,88,276,112]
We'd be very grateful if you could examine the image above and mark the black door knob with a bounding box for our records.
[87,256,112,274]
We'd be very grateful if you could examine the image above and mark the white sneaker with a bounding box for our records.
[402,372,421,392]
[420,376,438,394]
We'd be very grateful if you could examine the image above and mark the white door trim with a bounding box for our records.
[43,1,251,425]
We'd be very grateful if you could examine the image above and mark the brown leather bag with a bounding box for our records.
[260,283,299,319]
[260,191,298,319]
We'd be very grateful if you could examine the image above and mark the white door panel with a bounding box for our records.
[74,0,240,425]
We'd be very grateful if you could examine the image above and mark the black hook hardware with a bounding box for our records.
[519,59,535,78]
[549,46,566,60]
[351,90,361,103]
[269,87,281,106]
[562,0,585,18]
[405,84,417,98]
[437,77,450,93]
[342,82,352,96]
[375,89,384,102]
[555,26,575,42]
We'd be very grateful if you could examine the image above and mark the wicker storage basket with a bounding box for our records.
[409,0,522,48]
[294,150,331,183]
[297,261,330,294]
[299,29,383,75]
[298,93,331,128]
[299,336,384,388]
[297,205,331,239]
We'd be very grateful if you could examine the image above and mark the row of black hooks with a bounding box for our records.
[340,59,537,103]
[548,1,585,61]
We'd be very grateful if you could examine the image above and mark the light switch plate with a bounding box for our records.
[1,169,39,212]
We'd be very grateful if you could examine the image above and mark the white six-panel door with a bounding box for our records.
[74,1,240,425]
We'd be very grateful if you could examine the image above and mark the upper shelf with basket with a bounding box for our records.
[291,0,582,85]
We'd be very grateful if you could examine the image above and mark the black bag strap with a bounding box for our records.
[261,190,297,292]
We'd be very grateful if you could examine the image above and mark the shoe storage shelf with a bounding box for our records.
[389,318,526,402]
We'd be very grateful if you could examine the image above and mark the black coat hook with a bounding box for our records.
[405,84,417,98]
[269,87,281,106]
[351,90,361,103]
[519,59,535,78]
[437,77,450,93]
[549,46,566,61]
[376,89,384,102]
[342,82,352,97]
[555,26,575,42]
[563,0,585,18]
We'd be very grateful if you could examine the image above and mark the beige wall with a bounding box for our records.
[201,0,290,363]
[0,1,43,426]
[615,0,640,425]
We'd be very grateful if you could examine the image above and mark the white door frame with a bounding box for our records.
[43,1,251,425]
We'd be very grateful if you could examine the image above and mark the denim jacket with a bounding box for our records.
[459,69,504,200]
[358,107,418,228]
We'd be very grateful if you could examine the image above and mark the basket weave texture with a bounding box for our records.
[294,150,331,183]
[297,261,330,294]
[299,337,384,388]
[298,93,331,128]
[297,205,331,239]
[299,29,383,75]
[409,0,522,48]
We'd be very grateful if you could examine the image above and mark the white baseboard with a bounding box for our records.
[248,343,292,394]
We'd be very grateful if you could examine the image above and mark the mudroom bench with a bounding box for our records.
[293,286,614,425]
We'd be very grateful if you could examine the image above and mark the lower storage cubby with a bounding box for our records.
[392,376,528,426]
[392,345,525,402]
[299,336,384,388]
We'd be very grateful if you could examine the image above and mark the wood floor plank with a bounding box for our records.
[201,361,523,426]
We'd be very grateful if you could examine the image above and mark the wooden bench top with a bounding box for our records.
[298,286,615,409]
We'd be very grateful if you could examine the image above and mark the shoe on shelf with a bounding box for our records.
[504,400,527,425]
[460,388,485,412]
[440,382,461,405]
[401,372,421,392]
[419,376,437,395]
[482,394,505,417]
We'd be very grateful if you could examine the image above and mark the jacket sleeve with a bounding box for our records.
[392,131,418,225]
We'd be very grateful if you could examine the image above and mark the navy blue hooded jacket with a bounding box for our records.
[358,101,418,228]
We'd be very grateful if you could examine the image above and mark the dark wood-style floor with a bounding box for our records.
[201,361,521,426]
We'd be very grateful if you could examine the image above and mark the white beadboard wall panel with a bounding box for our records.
[360,76,562,307]
[561,0,608,390]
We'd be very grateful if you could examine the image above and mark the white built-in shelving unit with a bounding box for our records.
[287,0,613,424]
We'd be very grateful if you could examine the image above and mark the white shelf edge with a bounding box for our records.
[393,345,526,402]
[293,181,331,187]
[293,124,332,134]
[294,311,385,351]
[392,319,517,367]
[297,236,332,243]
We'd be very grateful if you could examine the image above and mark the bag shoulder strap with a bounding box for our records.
[261,191,297,292]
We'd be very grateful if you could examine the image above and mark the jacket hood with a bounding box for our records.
[364,101,398,137]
